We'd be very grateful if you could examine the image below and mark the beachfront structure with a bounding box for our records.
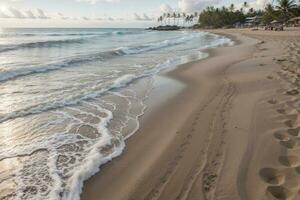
[244,16,261,27]
[288,17,300,27]
[269,20,284,30]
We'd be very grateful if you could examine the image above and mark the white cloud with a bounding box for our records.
[9,7,26,18]
[235,0,271,10]
[133,13,141,20]
[160,4,173,13]
[0,10,10,18]
[0,7,51,19]
[57,12,69,20]
[254,0,271,8]
[133,13,153,21]
[36,8,50,19]
[0,6,122,22]
[142,13,152,21]
[25,10,36,19]
[82,16,89,20]
[95,17,125,21]
[178,0,222,12]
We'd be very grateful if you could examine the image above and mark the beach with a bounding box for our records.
[82,28,300,200]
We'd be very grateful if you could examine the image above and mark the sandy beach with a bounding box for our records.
[81,28,300,200]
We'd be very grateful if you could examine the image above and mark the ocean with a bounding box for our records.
[0,28,233,200]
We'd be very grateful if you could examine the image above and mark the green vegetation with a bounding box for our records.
[275,0,298,20]
[157,0,300,29]
[198,6,246,28]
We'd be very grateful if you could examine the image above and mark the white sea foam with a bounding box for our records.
[0,30,234,200]
[116,32,207,55]
[0,32,216,84]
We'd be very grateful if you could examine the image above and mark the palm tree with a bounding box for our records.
[189,14,194,25]
[249,7,254,13]
[242,1,249,13]
[167,13,171,25]
[182,13,186,26]
[262,3,276,24]
[177,13,181,25]
[185,15,190,25]
[229,4,235,12]
[172,12,177,25]
[194,12,198,18]
[162,13,167,25]
[276,0,297,21]
[158,16,163,25]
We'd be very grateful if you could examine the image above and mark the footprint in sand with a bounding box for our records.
[287,127,300,137]
[259,168,285,185]
[285,99,300,109]
[282,113,299,123]
[294,166,300,174]
[268,99,278,105]
[277,108,286,114]
[266,185,293,200]
[274,132,290,141]
[278,155,300,167]
[284,120,294,128]
[279,139,298,149]
[286,89,299,96]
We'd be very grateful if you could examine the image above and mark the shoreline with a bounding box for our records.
[81,31,258,200]
[82,28,300,200]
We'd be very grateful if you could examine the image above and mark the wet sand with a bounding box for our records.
[82,28,300,200]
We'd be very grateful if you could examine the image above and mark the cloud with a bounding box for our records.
[0,10,10,18]
[57,12,69,20]
[178,0,222,12]
[160,4,173,13]
[96,17,125,21]
[9,7,27,18]
[25,10,36,19]
[36,8,50,19]
[82,16,90,20]
[0,7,51,19]
[254,0,271,8]
[234,0,271,10]
[142,13,152,21]
[133,13,142,20]
[133,13,153,21]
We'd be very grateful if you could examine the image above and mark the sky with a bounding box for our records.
[0,0,271,28]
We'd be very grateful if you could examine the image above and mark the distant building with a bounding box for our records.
[269,20,284,30]
[244,16,261,27]
[288,17,300,27]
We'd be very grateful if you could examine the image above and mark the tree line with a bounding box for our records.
[157,12,199,26]
[157,0,300,28]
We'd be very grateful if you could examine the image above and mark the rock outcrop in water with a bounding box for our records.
[147,25,181,31]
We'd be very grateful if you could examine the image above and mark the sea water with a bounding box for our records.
[0,28,233,200]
